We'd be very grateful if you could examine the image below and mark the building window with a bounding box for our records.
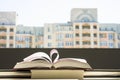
[93,25,97,29]
[76,41,80,45]
[75,33,79,37]
[0,28,7,32]
[58,42,64,48]
[94,41,97,45]
[94,33,97,37]
[48,43,52,47]
[82,25,90,29]
[118,43,120,48]
[65,34,73,38]
[2,23,5,25]
[105,28,107,31]
[83,41,91,45]
[0,44,6,48]
[65,34,69,38]
[100,34,106,38]
[65,41,73,46]
[75,25,79,29]
[10,36,13,39]
[48,27,50,32]
[118,35,120,40]
[10,44,13,47]
[108,33,114,40]
[57,34,64,41]
[10,28,14,32]
[100,41,107,46]
[48,35,51,39]
[0,36,6,39]
[82,33,90,37]
[109,43,114,48]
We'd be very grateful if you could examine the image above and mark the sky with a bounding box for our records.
[0,0,120,26]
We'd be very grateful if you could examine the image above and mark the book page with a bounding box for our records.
[23,52,52,63]
[54,58,91,69]
[50,49,59,63]
[64,58,87,63]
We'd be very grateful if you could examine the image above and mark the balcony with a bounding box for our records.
[100,46,109,48]
[9,40,14,44]
[92,29,98,33]
[9,32,15,36]
[0,32,6,36]
[82,37,91,41]
[0,39,6,43]
[82,45,91,48]
[82,29,91,33]
[100,38,108,41]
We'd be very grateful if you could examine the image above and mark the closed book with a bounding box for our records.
[31,70,84,80]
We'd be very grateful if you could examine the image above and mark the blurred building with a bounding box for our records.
[0,9,120,48]
[44,8,100,48]
[0,12,16,48]
[99,24,120,48]
[16,25,44,48]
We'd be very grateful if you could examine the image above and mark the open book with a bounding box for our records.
[14,49,92,70]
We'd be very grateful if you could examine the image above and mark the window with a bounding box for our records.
[2,23,5,25]
[118,35,120,40]
[0,36,6,39]
[75,33,79,37]
[100,34,106,38]
[82,25,90,29]
[108,33,114,40]
[10,28,14,32]
[76,41,80,45]
[10,36,13,39]
[105,28,107,31]
[0,28,7,32]
[83,41,91,45]
[82,33,90,37]
[94,33,97,37]
[100,41,107,46]
[48,35,51,39]
[48,27,50,32]
[109,43,114,48]
[58,42,64,48]
[48,43,52,47]
[111,28,114,31]
[10,44,13,47]
[94,41,97,45]
[65,34,69,38]
[29,31,32,34]
[75,25,79,29]
[93,25,97,29]
[56,34,64,41]
[0,44,6,48]
[65,34,73,38]
[65,41,73,46]
[118,43,120,48]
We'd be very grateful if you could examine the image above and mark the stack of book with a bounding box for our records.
[0,69,120,80]
[10,49,92,80]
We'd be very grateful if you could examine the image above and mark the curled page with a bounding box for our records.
[50,49,59,63]
[60,58,87,63]
[23,52,52,63]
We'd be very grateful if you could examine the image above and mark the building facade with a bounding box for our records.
[0,12,16,48]
[16,25,44,48]
[0,9,120,48]
[44,8,100,48]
